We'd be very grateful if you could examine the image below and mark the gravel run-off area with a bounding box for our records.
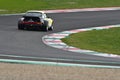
[0,63,119,80]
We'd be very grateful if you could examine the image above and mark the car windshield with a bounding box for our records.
[25,12,42,17]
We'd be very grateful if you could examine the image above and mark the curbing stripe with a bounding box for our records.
[1,7,120,16]
[42,24,120,58]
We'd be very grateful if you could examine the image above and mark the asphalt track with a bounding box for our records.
[0,10,120,66]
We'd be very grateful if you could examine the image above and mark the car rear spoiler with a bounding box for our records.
[23,15,40,18]
[23,16,41,21]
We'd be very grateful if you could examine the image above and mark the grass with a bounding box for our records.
[0,0,120,13]
[61,27,120,55]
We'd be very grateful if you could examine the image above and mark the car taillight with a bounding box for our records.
[22,21,41,24]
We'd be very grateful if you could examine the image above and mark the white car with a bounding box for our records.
[18,10,53,31]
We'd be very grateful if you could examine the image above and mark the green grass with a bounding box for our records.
[61,27,120,55]
[0,0,120,13]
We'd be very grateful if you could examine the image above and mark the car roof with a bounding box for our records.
[26,10,45,14]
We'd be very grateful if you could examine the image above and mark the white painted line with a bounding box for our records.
[0,59,120,68]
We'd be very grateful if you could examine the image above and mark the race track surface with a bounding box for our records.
[0,10,120,66]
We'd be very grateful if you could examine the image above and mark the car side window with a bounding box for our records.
[42,14,47,19]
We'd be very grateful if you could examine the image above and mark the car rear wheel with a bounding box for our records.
[42,21,49,31]
[48,26,53,31]
[42,26,48,31]
[18,24,24,30]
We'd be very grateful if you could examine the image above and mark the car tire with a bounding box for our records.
[48,26,53,31]
[43,21,49,31]
[18,24,24,30]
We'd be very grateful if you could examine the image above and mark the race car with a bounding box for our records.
[18,10,53,31]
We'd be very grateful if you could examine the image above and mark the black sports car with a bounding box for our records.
[18,10,53,31]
